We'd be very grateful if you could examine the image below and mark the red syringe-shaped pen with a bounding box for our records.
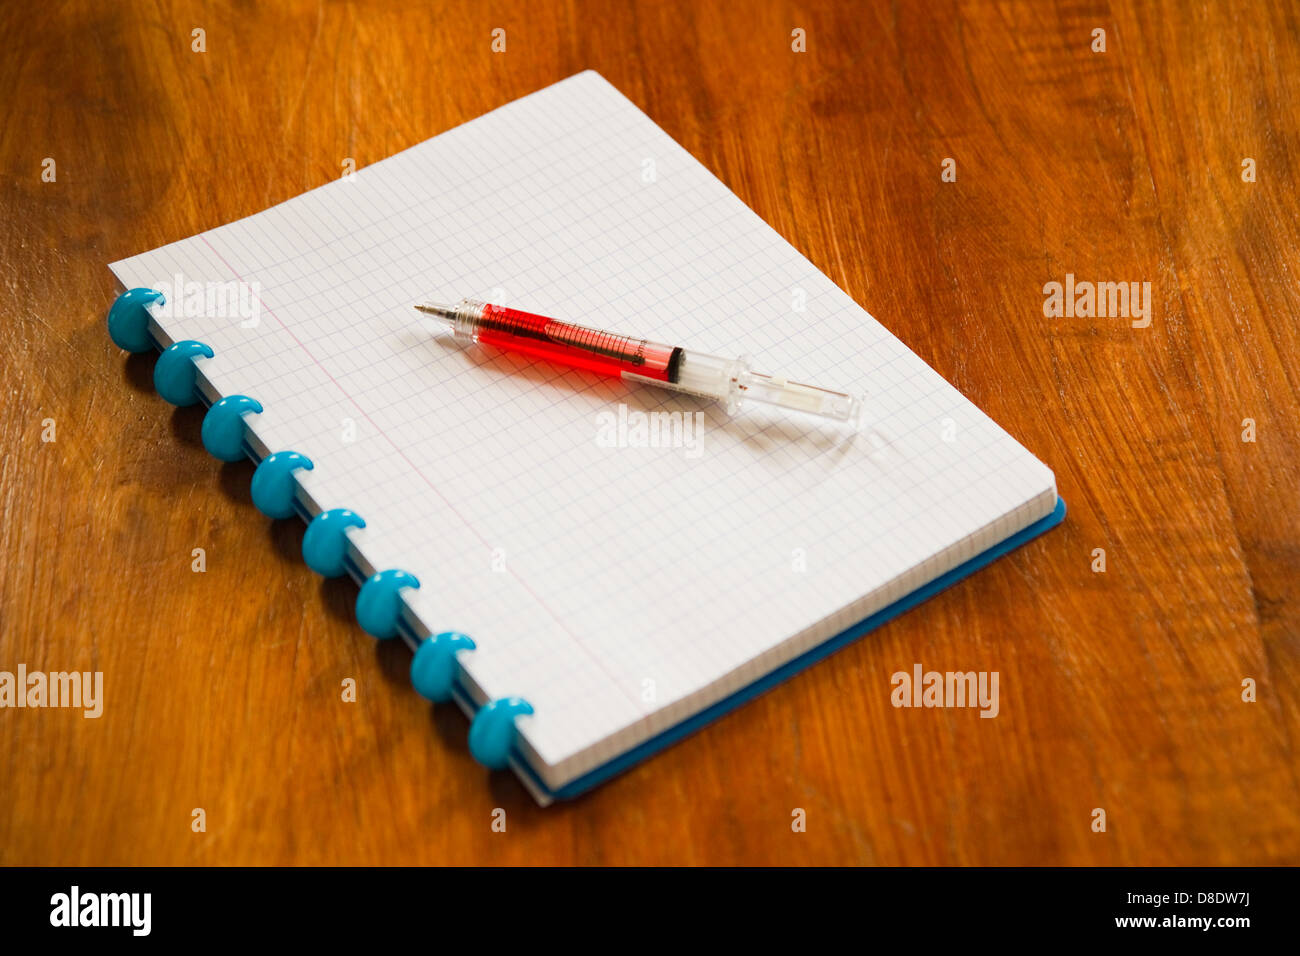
[415,299,863,425]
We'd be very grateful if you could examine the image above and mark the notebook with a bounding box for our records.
[107,71,1063,803]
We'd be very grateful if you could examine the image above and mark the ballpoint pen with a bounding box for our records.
[415,298,863,426]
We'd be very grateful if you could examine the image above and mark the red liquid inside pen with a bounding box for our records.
[476,304,679,382]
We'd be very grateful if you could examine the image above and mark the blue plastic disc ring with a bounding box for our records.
[468,697,534,769]
[302,508,366,578]
[410,631,477,702]
[355,569,420,639]
[154,340,214,406]
[200,395,263,462]
[107,288,165,353]
[250,451,314,519]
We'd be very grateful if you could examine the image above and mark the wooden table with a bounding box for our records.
[2,0,1296,865]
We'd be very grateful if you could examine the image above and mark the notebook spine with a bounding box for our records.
[108,288,532,771]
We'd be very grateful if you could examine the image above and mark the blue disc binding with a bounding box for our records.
[410,631,476,702]
[108,291,541,793]
[154,340,214,406]
[355,569,420,639]
[201,395,263,462]
[468,697,534,769]
[250,451,314,519]
[302,508,366,577]
[107,288,165,353]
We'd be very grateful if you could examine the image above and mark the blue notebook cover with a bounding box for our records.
[533,497,1066,800]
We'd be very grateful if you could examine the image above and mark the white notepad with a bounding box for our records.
[110,71,1058,801]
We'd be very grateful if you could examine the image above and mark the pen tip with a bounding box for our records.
[414,302,458,320]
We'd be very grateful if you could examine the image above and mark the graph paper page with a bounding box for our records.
[110,71,1056,789]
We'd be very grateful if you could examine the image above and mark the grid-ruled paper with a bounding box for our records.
[109,71,1056,790]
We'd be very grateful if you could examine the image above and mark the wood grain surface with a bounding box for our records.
[2,0,1297,865]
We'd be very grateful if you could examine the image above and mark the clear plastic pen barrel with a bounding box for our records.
[416,299,862,426]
